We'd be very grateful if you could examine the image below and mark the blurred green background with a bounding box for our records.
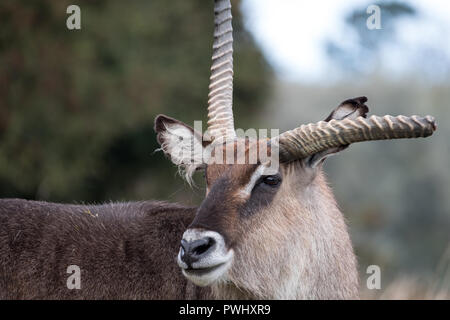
[0,0,449,298]
[0,0,271,203]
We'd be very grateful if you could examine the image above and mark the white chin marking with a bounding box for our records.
[178,229,234,286]
[182,256,233,286]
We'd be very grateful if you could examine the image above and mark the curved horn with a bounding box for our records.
[206,0,236,141]
[275,115,437,162]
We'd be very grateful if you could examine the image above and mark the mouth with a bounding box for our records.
[180,257,233,286]
[182,262,227,277]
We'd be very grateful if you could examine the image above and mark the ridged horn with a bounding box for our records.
[206,0,236,141]
[275,115,437,162]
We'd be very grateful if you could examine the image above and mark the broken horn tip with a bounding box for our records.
[425,115,437,131]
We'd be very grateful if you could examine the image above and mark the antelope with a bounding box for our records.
[0,0,436,299]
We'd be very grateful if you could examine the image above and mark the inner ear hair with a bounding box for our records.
[154,114,206,185]
[306,96,369,168]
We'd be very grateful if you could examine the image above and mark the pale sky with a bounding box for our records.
[241,0,450,82]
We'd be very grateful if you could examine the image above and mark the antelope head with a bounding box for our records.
[154,0,437,298]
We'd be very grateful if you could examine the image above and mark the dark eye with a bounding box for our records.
[262,175,281,187]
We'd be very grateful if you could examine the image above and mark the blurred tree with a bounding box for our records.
[0,0,272,202]
[325,1,416,74]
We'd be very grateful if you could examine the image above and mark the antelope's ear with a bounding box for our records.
[154,114,207,183]
[307,96,369,167]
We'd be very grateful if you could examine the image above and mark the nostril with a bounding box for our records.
[180,237,216,266]
[192,237,215,256]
